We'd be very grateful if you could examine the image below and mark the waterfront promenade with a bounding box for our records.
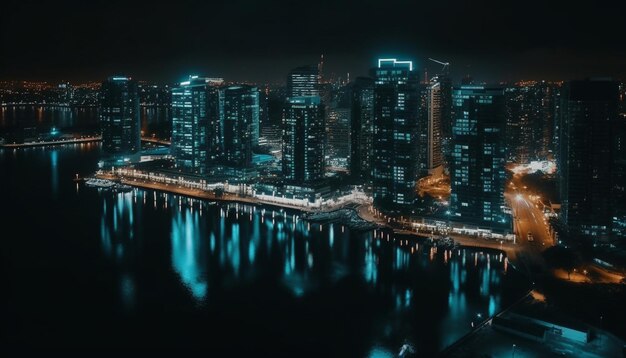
[95,173,351,213]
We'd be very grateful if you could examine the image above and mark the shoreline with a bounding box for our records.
[1,136,169,149]
[96,173,326,213]
[94,172,523,261]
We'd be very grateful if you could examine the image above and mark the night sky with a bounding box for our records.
[1,0,624,84]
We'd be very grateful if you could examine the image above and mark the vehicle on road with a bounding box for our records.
[527,232,534,241]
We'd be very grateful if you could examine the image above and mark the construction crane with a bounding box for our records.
[428,58,450,74]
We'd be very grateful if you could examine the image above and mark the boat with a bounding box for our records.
[84,178,116,188]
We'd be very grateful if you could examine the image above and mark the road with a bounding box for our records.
[506,177,552,250]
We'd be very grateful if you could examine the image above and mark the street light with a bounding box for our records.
[511,344,516,358]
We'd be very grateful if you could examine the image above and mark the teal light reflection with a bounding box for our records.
[50,150,58,197]
[171,208,207,301]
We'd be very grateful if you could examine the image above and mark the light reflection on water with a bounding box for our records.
[2,121,530,355]
[96,188,524,353]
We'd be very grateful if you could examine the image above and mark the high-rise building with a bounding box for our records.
[99,76,140,156]
[450,86,508,227]
[325,84,351,170]
[438,75,453,164]
[350,77,375,183]
[505,81,556,163]
[219,85,260,167]
[419,77,444,176]
[282,96,325,183]
[326,106,351,170]
[258,86,269,135]
[287,65,319,97]
[170,76,223,174]
[259,88,285,152]
[283,65,325,184]
[612,112,626,241]
[371,58,420,208]
[558,79,619,240]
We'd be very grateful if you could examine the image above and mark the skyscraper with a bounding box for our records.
[282,96,325,183]
[283,65,325,184]
[219,85,260,168]
[287,65,319,97]
[505,81,556,163]
[450,86,508,227]
[99,76,140,156]
[439,74,453,163]
[170,76,223,174]
[324,84,351,170]
[350,77,375,183]
[558,79,619,240]
[371,58,420,208]
[419,77,444,176]
[613,112,626,241]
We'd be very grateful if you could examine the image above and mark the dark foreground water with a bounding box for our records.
[0,144,529,356]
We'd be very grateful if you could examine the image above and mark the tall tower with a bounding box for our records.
[558,79,619,240]
[219,85,260,168]
[325,85,351,170]
[283,65,325,184]
[170,76,223,174]
[350,77,375,183]
[371,58,420,208]
[426,78,444,174]
[99,76,140,156]
[450,86,508,227]
[505,81,556,163]
[282,96,325,183]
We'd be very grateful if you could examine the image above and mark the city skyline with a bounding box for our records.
[2,2,626,356]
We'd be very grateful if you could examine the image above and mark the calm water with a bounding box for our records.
[0,105,170,139]
[1,108,530,355]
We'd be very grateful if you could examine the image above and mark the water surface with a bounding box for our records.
[1,135,529,356]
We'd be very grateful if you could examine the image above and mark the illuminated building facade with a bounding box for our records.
[170,76,223,174]
[283,65,325,184]
[350,77,375,183]
[325,85,351,170]
[287,65,319,97]
[505,81,556,163]
[419,77,444,175]
[450,86,508,227]
[99,76,140,156]
[282,96,325,183]
[219,85,260,167]
[372,58,420,207]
